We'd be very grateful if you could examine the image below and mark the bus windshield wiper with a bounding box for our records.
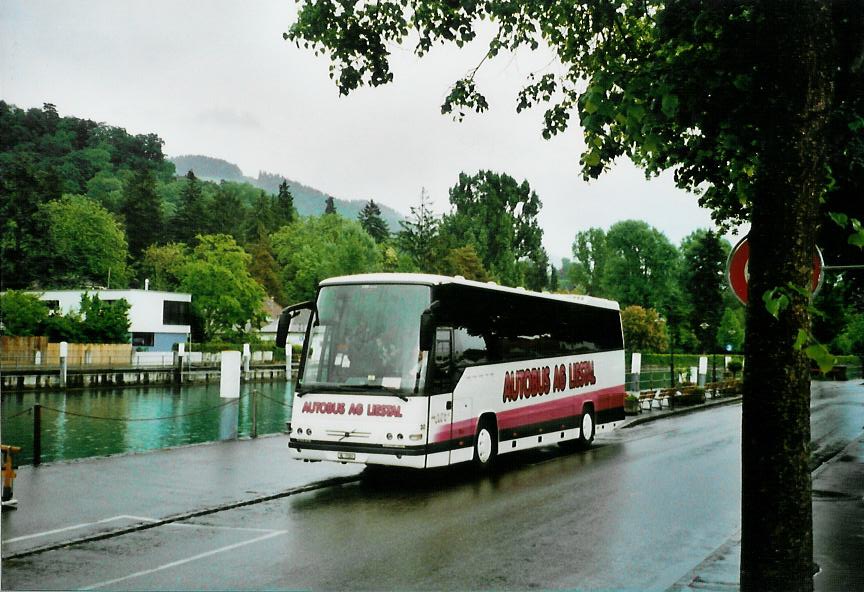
[300,384,408,401]
[355,384,409,401]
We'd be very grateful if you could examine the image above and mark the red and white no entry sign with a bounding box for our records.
[727,236,824,305]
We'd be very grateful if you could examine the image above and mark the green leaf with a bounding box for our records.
[828,212,848,228]
[805,343,835,374]
[583,150,601,167]
[793,329,808,350]
[627,103,646,123]
[849,231,864,248]
[643,135,661,155]
[661,94,679,118]
[762,288,789,319]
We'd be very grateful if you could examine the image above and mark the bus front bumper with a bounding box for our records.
[289,438,429,468]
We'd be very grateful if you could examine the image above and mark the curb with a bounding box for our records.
[622,395,743,429]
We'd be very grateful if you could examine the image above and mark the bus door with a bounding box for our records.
[426,327,454,468]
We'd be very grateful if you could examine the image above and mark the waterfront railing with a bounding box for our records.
[0,349,279,371]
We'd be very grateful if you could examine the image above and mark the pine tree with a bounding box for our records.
[172,171,209,244]
[122,167,163,260]
[246,190,274,242]
[324,195,336,215]
[681,230,726,352]
[358,199,389,243]
[549,266,559,292]
[247,226,286,304]
[397,188,439,271]
[210,182,247,241]
[272,180,296,229]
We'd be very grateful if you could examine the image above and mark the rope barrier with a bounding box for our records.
[252,390,293,408]
[38,397,243,422]
[0,407,33,421]
[0,388,298,425]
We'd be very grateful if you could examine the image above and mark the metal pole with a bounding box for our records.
[251,390,258,439]
[669,329,675,389]
[59,341,68,387]
[173,351,181,385]
[712,353,717,384]
[33,404,42,467]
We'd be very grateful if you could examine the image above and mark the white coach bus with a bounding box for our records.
[277,273,626,470]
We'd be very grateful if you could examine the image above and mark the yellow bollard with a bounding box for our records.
[2,444,22,509]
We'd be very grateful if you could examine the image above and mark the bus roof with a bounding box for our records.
[318,273,620,311]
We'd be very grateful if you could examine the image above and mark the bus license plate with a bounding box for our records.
[337,452,356,460]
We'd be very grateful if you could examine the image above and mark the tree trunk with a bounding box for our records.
[739,2,833,591]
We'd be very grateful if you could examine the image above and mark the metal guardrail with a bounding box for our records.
[0,351,281,371]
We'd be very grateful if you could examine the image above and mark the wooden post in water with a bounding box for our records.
[33,404,42,467]
[59,341,68,387]
[251,390,258,439]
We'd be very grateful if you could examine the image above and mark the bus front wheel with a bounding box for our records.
[577,408,595,449]
[473,419,498,470]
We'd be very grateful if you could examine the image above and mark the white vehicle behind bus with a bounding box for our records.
[277,273,626,470]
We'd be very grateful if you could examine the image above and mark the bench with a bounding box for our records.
[638,389,671,410]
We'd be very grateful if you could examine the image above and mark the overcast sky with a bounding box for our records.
[1,0,732,262]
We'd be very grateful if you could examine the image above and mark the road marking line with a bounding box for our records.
[80,530,287,590]
[119,515,158,523]
[5,515,155,544]
[168,522,281,533]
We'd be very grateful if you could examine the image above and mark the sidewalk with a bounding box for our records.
[0,435,361,557]
[670,431,864,592]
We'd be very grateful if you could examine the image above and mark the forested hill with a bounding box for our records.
[171,154,405,230]
[0,101,406,294]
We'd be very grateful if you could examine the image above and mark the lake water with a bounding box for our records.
[0,381,294,465]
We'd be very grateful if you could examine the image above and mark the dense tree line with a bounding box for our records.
[560,224,744,355]
[568,224,728,353]
[3,101,860,352]
[0,102,558,340]
[0,291,130,343]
[172,155,406,230]
[559,219,862,358]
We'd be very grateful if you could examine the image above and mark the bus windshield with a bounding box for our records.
[300,284,431,395]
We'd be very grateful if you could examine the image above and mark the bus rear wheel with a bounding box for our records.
[577,408,595,449]
[473,419,498,470]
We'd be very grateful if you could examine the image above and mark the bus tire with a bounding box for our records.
[577,408,595,449]
[473,418,498,470]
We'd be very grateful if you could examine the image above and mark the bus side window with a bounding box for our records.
[453,328,488,366]
[431,328,453,393]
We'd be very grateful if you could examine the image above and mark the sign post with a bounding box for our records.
[727,236,824,305]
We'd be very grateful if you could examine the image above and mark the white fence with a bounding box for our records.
[132,351,274,367]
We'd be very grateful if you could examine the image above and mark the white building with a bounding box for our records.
[258,307,310,347]
[36,289,192,352]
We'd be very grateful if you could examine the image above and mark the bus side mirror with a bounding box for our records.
[276,301,313,348]
[419,301,439,351]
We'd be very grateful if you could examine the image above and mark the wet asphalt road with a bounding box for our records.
[4,382,863,591]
